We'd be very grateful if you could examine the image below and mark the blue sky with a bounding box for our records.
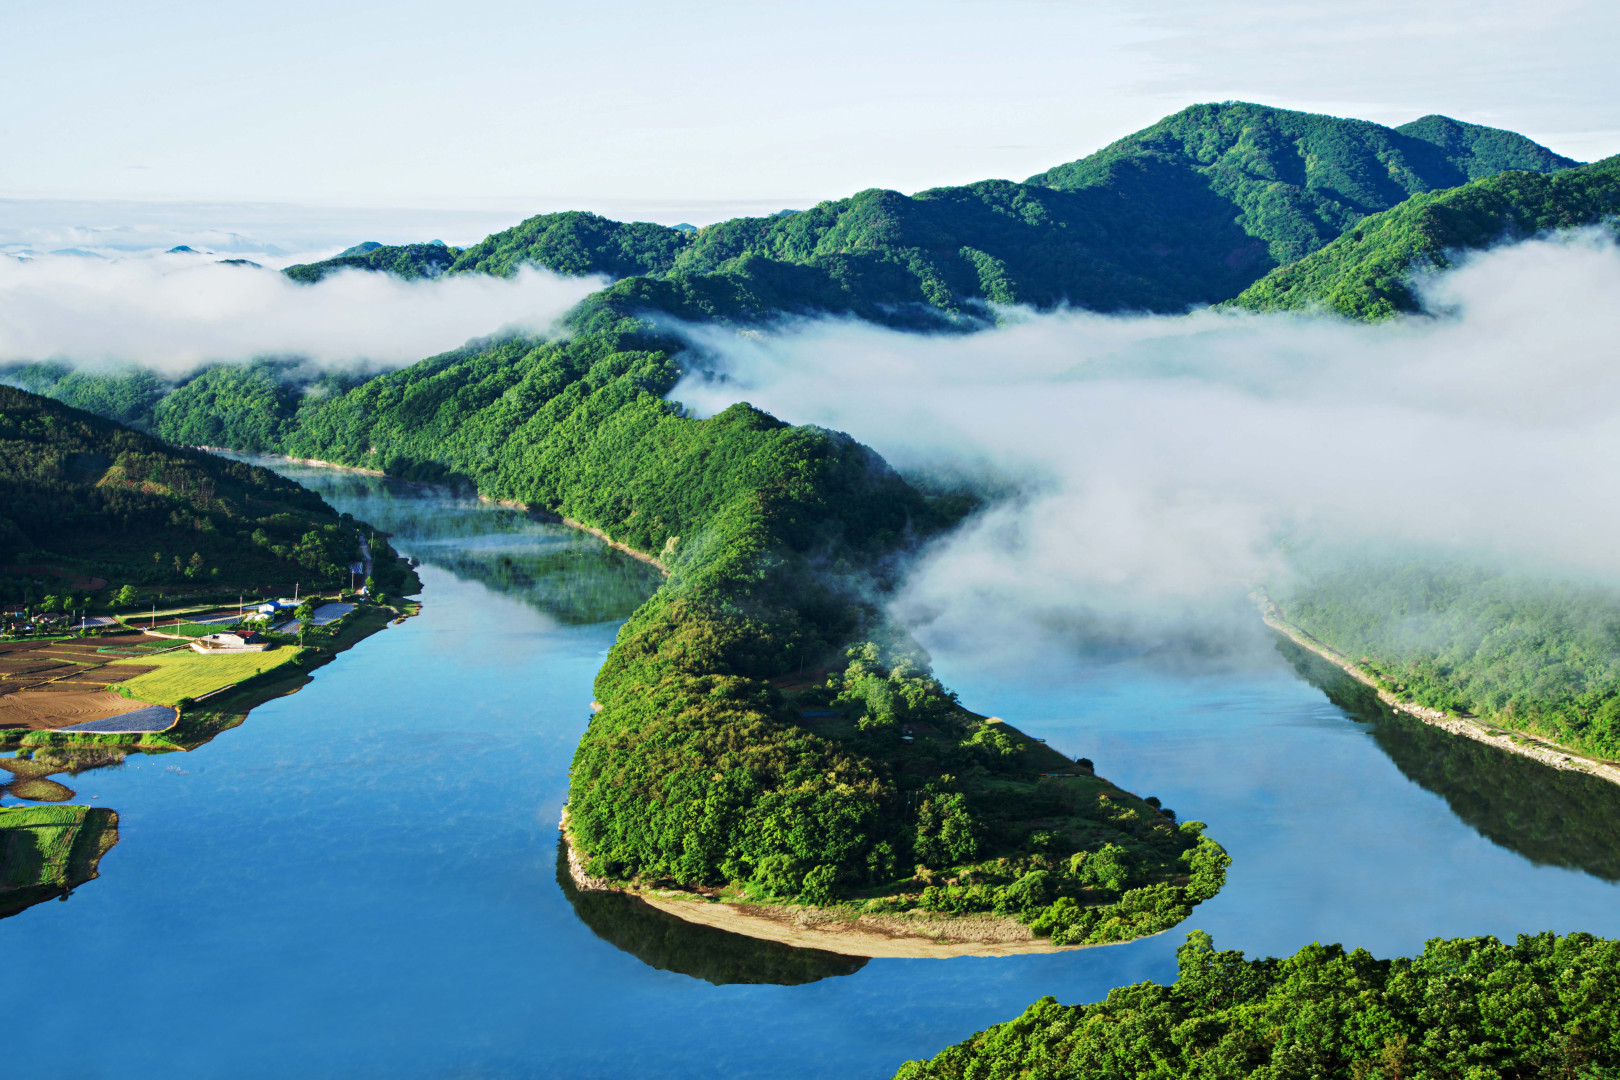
[5,0,1618,235]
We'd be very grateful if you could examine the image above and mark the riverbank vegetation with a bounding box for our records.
[1278,637,1620,882]
[895,930,1620,1080]
[1275,563,1620,760]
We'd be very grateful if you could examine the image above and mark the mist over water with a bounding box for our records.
[673,230,1620,663]
[0,252,598,373]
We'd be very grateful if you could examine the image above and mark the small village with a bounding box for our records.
[0,581,393,740]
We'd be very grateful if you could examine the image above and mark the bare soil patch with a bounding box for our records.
[0,690,156,731]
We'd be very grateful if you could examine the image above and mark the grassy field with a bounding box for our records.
[111,646,302,705]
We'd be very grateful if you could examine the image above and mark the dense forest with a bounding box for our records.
[1229,154,1620,318]
[1275,563,1620,759]
[279,103,1574,322]
[0,385,408,605]
[281,240,458,283]
[169,315,1226,930]
[894,930,1620,1080]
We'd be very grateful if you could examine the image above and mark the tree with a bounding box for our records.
[113,585,139,608]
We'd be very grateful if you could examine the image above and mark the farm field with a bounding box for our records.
[111,646,302,705]
[0,689,162,732]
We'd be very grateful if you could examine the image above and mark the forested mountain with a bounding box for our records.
[282,240,459,283]
[2,359,373,456]
[280,102,1573,320]
[1228,154,1620,318]
[1029,103,1576,266]
[448,211,694,278]
[53,303,1224,931]
[0,385,364,598]
[4,363,167,430]
[895,931,1620,1080]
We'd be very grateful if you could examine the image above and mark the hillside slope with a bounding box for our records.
[1030,103,1576,266]
[1227,154,1620,318]
[0,384,375,597]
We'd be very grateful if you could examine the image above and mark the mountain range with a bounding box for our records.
[282,102,1584,321]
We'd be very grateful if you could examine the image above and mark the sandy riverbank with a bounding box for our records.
[559,822,1106,959]
[1259,598,1620,789]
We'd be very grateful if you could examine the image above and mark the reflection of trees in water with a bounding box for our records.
[1279,639,1620,882]
[0,805,119,920]
[555,844,868,986]
[0,748,126,801]
[427,544,659,625]
[264,466,661,624]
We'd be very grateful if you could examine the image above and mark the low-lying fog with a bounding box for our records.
[0,251,599,372]
[673,229,1620,663]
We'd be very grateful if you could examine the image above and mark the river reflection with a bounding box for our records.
[261,465,663,625]
[1279,640,1620,882]
[556,845,868,985]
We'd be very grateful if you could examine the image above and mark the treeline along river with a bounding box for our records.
[2,464,1618,1079]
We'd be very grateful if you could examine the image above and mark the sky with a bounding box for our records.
[5,0,1620,246]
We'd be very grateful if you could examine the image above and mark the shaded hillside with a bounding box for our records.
[0,385,366,595]
[3,363,167,430]
[1228,155,1620,318]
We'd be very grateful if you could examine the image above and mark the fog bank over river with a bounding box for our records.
[675,230,1620,662]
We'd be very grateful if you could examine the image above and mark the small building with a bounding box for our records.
[191,630,271,653]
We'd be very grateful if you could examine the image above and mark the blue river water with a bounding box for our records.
[4,468,1619,1080]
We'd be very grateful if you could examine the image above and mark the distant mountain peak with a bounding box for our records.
[336,241,385,258]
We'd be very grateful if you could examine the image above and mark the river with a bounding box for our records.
[4,467,1619,1079]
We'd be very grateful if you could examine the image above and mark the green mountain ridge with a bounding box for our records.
[281,102,1574,321]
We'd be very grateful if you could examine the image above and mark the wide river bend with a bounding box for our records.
[4,466,1619,1079]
